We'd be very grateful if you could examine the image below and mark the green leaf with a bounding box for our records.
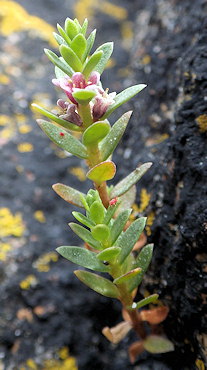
[84,29,96,59]
[111,163,152,198]
[103,201,121,225]
[52,183,86,208]
[53,32,67,46]
[82,51,103,79]
[130,294,159,310]
[103,84,147,119]
[70,34,87,61]
[97,247,121,262]
[32,104,81,132]
[129,244,154,292]
[113,267,142,285]
[74,270,120,298]
[72,211,95,228]
[110,209,131,245]
[44,49,74,76]
[82,121,110,146]
[94,42,114,75]
[37,120,88,159]
[81,18,88,35]
[57,246,108,272]
[60,45,83,72]
[54,65,68,79]
[73,18,81,31]
[91,224,110,242]
[72,89,96,106]
[117,217,147,264]
[115,186,136,216]
[65,18,79,39]
[90,201,105,224]
[100,111,132,161]
[57,24,71,45]
[143,335,174,354]
[69,222,103,250]
[86,161,116,184]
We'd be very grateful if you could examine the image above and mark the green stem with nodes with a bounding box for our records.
[87,145,110,208]
[110,261,147,339]
[78,104,93,128]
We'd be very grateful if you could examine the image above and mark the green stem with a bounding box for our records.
[78,104,93,128]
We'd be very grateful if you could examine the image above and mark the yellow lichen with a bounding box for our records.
[195,359,205,370]
[0,115,10,126]
[0,74,10,84]
[141,55,151,65]
[136,189,151,213]
[20,275,38,290]
[0,243,11,261]
[106,58,116,69]
[74,0,127,22]
[58,347,70,360]
[146,211,155,236]
[17,143,34,152]
[121,21,133,49]
[33,252,58,272]
[18,125,32,134]
[101,2,127,20]
[33,210,46,223]
[196,114,207,133]
[43,356,78,370]
[15,114,27,124]
[26,359,38,370]
[0,1,56,47]
[0,208,25,238]
[69,167,86,181]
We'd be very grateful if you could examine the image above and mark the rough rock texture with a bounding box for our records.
[0,0,206,369]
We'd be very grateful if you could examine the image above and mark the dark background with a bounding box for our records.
[0,0,206,369]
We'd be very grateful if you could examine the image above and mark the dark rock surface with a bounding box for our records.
[0,0,206,369]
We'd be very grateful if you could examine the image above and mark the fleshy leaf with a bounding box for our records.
[69,222,103,250]
[57,246,108,272]
[55,65,68,79]
[100,111,132,161]
[82,121,110,146]
[140,306,169,324]
[110,209,131,245]
[117,217,147,264]
[70,34,87,61]
[72,89,96,106]
[72,211,95,228]
[90,201,105,224]
[74,270,120,298]
[103,84,147,119]
[143,335,174,354]
[115,186,136,216]
[44,49,73,76]
[65,18,79,39]
[91,224,110,242]
[103,200,121,224]
[129,244,154,292]
[37,120,88,159]
[111,163,152,198]
[94,42,114,75]
[128,341,145,364]
[130,294,159,310]
[80,19,88,35]
[113,268,142,285]
[60,45,83,72]
[86,161,116,184]
[84,29,96,59]
[53,32,67,46]
[82,51,103,79]
[32,104,81,132]
[97,247,121,261]
[52,183,86,208]
[57,24,71,45]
